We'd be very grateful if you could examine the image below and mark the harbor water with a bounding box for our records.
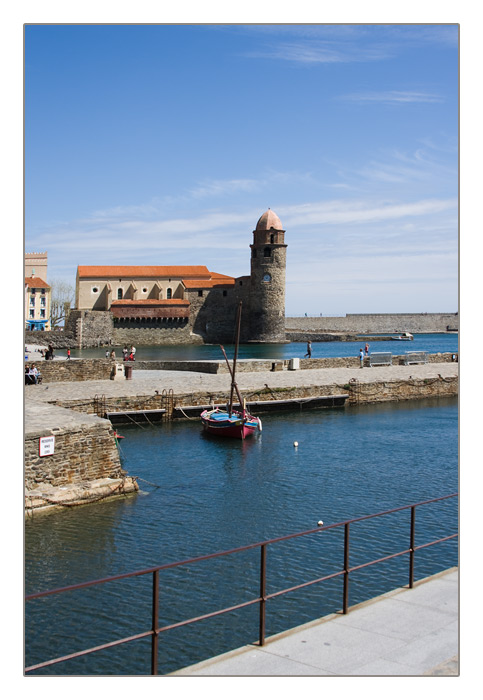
[67,333,458,361]
[25,395,458,675]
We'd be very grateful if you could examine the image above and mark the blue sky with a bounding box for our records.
[24,23,458,315]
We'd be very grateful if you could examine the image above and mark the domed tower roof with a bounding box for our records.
[255,209,283,231]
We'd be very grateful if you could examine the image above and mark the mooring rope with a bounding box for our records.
[176,406,199,420]
[134,476,162,489]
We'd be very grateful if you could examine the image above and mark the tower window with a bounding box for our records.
[198,290,203,297]
[223,290,227,297]
[264,247,271,258]
[270,234,275,243]
[167,288,172,299]
[117,288,123,299]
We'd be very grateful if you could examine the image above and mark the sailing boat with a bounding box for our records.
[200,302,262,439]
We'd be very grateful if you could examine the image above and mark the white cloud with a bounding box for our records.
[338,90,444,104]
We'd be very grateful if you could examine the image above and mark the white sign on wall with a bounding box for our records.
[39,436,55,457]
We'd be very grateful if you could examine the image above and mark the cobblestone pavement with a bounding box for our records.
[24,362,458,403]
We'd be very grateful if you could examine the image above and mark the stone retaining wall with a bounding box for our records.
[32,358,114,383]
[25,420,125,491]
[31,353,457,384]
[52,374,458,420]
[299,352,457,370]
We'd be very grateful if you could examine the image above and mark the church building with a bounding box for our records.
[70,210,287,345]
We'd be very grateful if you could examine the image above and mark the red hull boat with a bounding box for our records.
[200,407,262,439]
[200,302,261,440]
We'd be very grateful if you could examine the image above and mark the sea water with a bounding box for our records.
[25,396,458,675]
[67,333,458,361]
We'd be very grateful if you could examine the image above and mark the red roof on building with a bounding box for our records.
[77,266,212,279]
[182,273,235,289]
[25,277,50,289]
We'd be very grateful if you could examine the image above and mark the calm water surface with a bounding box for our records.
[68,333,458,361]
[25,397,458,675]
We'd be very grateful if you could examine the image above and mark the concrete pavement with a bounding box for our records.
[24,361,458,403]
[171,568,458,676]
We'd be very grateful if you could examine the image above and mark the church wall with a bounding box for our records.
[187,281,251,343]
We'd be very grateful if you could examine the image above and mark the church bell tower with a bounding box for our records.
[248,209,287,342]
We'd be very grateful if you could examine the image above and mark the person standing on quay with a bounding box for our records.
[365,343,370,355]
[359,348,364,368]
[305,341,312,358]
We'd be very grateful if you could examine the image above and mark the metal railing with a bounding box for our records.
[25,493,458,675]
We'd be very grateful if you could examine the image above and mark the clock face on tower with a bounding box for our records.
[263,273,271,282]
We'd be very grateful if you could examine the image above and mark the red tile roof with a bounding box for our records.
[78,266,212,279]
[182,275,235,289]
[25,277,50,289]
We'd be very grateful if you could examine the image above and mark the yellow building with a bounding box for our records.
[25,275,51,330]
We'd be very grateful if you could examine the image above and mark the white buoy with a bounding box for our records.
[293,441,299,447]
[317,520,324,527]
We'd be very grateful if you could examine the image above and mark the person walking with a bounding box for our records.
[304,341,312,358]
[359,348,364,368]
[365,343,370,355]
[67,348,71,360]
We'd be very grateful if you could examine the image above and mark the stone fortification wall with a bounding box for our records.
[24,329,76,349]
[111,323,202,346]
[286,313,459,334]
[64,310,114,347]
[188,285,248,343]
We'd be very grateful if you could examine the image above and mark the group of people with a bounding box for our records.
[359,343,370,368]
[25,363,42,384]
[40,343,55,360]
[123,345,136,361]
[104,346,136,361]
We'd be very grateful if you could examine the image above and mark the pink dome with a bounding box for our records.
[255,209,283,231]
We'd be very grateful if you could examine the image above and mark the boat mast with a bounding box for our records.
[228,302,242,417]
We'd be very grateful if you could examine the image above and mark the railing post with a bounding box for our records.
[151,570,159,675]
[259,544,267,646]
[409,506,416,588]
[343,523,350,614]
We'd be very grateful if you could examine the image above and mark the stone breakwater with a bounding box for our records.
[25,401,138,515]
[285,313,458,334]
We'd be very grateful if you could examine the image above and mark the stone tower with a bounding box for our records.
[248,209,287,342]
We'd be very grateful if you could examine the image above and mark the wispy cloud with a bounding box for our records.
[246,41,389,65]
[338,90,444,104]
[283,197,456,227]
